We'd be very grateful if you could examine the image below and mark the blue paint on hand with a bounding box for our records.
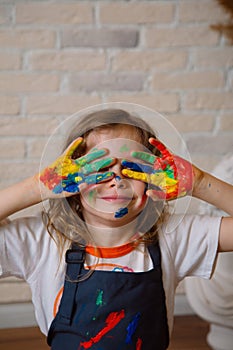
[122,160,154,174]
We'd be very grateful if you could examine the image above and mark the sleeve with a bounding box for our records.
[0,215,48,281]
[160,214,221,281]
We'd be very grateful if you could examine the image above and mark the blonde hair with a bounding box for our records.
[43,109,168,257]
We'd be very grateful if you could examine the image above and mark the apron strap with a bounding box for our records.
[57,245,85,325]
[148,241,161,267]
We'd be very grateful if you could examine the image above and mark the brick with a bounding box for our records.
[27,137,63,159]
[152,71,224,90]
[68,73,145,92]
[219,114,233,131]
[0,29,55,49]
[61,29,138,48]
[146,26,219,48]
[26,95,102,115]
[0,161,40,181]
[185,92,233,110]
[27,138,48,159]
[107,93,179,113]
[29,51,106,71]
[0,96,20,115]
[179,0,230,23]
[0,139,25,158]
[167,114,215,133]
[16,3,93,24]
[194,48,233,68]
[0,5,12,25]
[187,134,233,155]
[0,73,59,93]
[0,117,59,136]
[100,2,174,24]
[0,52,21,70]
[112,50,188,71]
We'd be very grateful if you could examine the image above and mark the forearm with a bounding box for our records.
[0,176,42,221]
[192,166,233,218]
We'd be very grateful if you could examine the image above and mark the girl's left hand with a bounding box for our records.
[121,138,194,201]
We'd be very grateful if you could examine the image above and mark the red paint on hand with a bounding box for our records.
[149,138,193,200]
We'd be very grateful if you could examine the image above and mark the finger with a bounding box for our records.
[146,189,166,201]
[82,157,115,175]
[149,137,177,173]
[148,183,182,201]
[61,172,84,193]
[63,182,81,193]
[76,149,107,166]
[121,160,154,174]
[64,137,83,158]
[150,172,177,187]
[131,151,156,165]
[122,169,150,183]
[149,138,172,159]
[84,171,115,184]
[147,188,180,201]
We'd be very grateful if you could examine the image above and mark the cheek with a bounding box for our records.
[133,181,148,206]
[80,185,98,207]
[86,189,97,204]
[133,180,147,195]
[138,194,148,209]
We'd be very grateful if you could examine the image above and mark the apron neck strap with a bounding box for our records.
[58,245,85,325]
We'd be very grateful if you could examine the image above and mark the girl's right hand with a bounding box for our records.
[39,137,115,198]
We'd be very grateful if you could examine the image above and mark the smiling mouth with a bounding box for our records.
[100,196,132,203]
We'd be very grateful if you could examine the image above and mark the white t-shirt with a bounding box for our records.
[0,214,221,337]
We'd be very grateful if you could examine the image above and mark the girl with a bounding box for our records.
[0,108,232,350]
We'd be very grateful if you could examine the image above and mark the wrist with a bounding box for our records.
[23,175,44,204]
[191,166,210,199]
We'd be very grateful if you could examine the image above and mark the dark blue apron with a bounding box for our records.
[47,243,169,349]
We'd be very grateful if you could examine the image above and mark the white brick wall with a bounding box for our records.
[0,0,232,305]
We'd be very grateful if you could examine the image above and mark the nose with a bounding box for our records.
[109,175,127,189]
[108,163,127,188]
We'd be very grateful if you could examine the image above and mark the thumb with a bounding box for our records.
[146,189,166,202]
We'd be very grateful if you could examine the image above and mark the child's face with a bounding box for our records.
[79,125,149,228]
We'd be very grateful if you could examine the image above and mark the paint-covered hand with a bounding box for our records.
[121,138,193,201]
[39,137,114,197]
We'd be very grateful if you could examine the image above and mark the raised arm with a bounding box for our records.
[0,175,41,222]
[0,137,115,222]
[192,167,233,252]
[121,137,233,252]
